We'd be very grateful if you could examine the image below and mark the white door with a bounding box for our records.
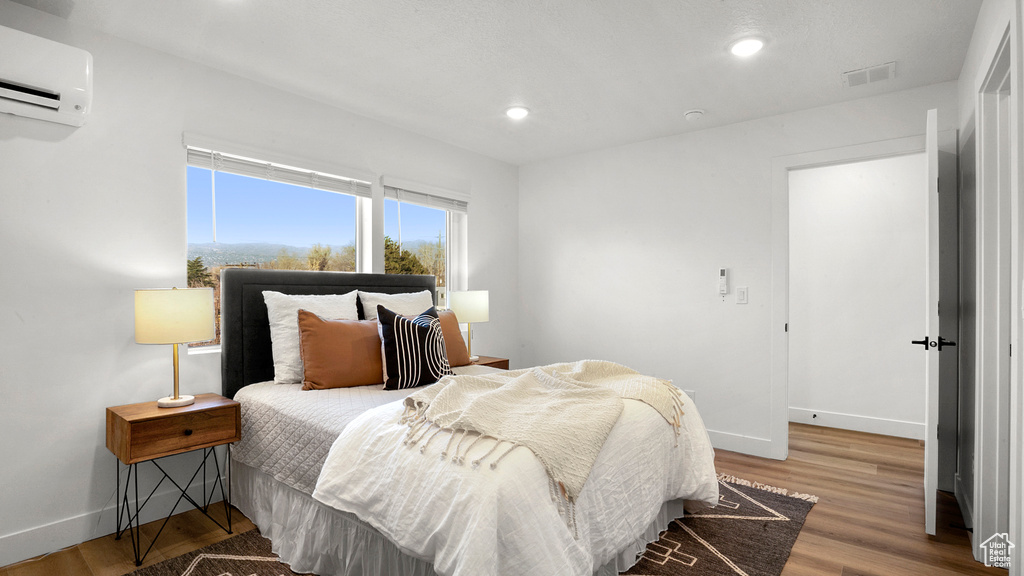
[920,110,961,536]
[922,108,940,536]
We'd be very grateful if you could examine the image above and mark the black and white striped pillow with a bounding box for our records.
[378,305,454,390]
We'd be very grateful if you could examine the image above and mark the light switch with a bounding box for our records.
[736,286,749,304]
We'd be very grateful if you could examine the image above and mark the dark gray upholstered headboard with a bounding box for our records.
[220,268,436,400]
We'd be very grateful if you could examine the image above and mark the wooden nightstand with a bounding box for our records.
[106,393,240,565]
[472,356,509,370]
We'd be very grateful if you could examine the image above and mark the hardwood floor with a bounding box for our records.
[715,423,1004,576]
[1,423,1002,576]
[0,506,255,576]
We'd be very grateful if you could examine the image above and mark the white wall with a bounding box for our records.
[0,1,518,566]
[518,82,958,455]
[788,154,927,438]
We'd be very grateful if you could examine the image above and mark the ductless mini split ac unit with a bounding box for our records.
[0,25,93,127]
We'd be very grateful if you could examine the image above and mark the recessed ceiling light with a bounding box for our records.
[506,106,530,120]
[730,38,764,57]
[684,109,705,122]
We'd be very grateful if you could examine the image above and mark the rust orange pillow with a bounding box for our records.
[438,309,471,367]
[297,310,384,389]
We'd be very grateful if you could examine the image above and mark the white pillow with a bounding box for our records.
[263,290,360,384]
[358,290,434,320]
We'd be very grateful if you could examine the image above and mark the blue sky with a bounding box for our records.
[384,199,445,246]
[188,167,447,248]
[188,167,356,246]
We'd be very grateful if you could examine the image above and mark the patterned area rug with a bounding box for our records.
[128,530,306,576]
[129,475,815,576]
[623,474,817,576]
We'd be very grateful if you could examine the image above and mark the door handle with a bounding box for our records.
[937,337,957,351]
[911,337,931,350]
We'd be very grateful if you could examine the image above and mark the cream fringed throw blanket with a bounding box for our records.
[400,360,685,505]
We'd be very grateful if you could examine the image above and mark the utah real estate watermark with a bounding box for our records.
[981,533,1014,569]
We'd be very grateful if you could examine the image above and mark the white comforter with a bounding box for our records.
[232,364,500,495]
[312,390,718,576]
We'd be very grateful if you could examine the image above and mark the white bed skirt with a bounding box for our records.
[232,460,687,576]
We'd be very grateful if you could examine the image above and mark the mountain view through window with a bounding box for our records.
[187,163,451,346]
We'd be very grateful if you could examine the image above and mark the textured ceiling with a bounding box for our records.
[12,0,982,165]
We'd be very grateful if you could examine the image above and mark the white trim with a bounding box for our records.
[0,475,227,568]
[974,27,1015,564]
[370,180,386,274]
[770,154,790,462]
[705,429,774,459]
[1010,3,1023,575]
[185,147,371,198]
[181,132,375,185]
[380,175,471,204]
[448,211,469,292]
[355,196,370,273]
[788,407,925,440]
[383,184,468,214]
[770,134,927,463]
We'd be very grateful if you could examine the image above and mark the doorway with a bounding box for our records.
[771,129,961,535]
[787,154,928,439]
[769,135,929,461]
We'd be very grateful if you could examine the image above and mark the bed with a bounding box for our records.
[222,268,718,576]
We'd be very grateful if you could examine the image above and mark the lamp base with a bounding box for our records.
[470,355,480,362]
[157,395,195,408]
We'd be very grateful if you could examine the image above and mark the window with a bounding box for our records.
[184,145,470,349]
[383,185,469,309]
[186,147,370,346]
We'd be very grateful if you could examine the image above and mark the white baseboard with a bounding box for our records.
[706,429,775,459]
[0,478,227,568]
[789,407,925,440]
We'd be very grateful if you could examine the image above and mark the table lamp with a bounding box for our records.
[135,287,215,408]
[448,290,489,361]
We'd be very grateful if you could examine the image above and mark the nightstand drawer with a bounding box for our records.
[130,407,237,462]
[107,393,241,464]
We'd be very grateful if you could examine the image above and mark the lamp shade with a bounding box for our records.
[448,290,489,324]
[135,288,215,344]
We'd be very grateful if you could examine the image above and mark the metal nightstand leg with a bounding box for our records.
[113,446,233,566]
[227,443,232,533]
[114,460,146,566]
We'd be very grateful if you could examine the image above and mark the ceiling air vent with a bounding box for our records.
[842,61,896,88]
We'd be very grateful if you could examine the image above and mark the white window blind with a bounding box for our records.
[187,147,372,198]
[383,185,469,213]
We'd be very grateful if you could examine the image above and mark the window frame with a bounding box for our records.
[383,194,453,307]
[183,141,470,353]
[382,177,470,296]
[185,148,367,350]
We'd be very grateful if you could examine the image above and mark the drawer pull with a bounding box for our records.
[183,429,193,436]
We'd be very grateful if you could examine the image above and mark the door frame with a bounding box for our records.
[770,135,927,460]
[973,26,1018,564]
[1012,3,1023,574]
